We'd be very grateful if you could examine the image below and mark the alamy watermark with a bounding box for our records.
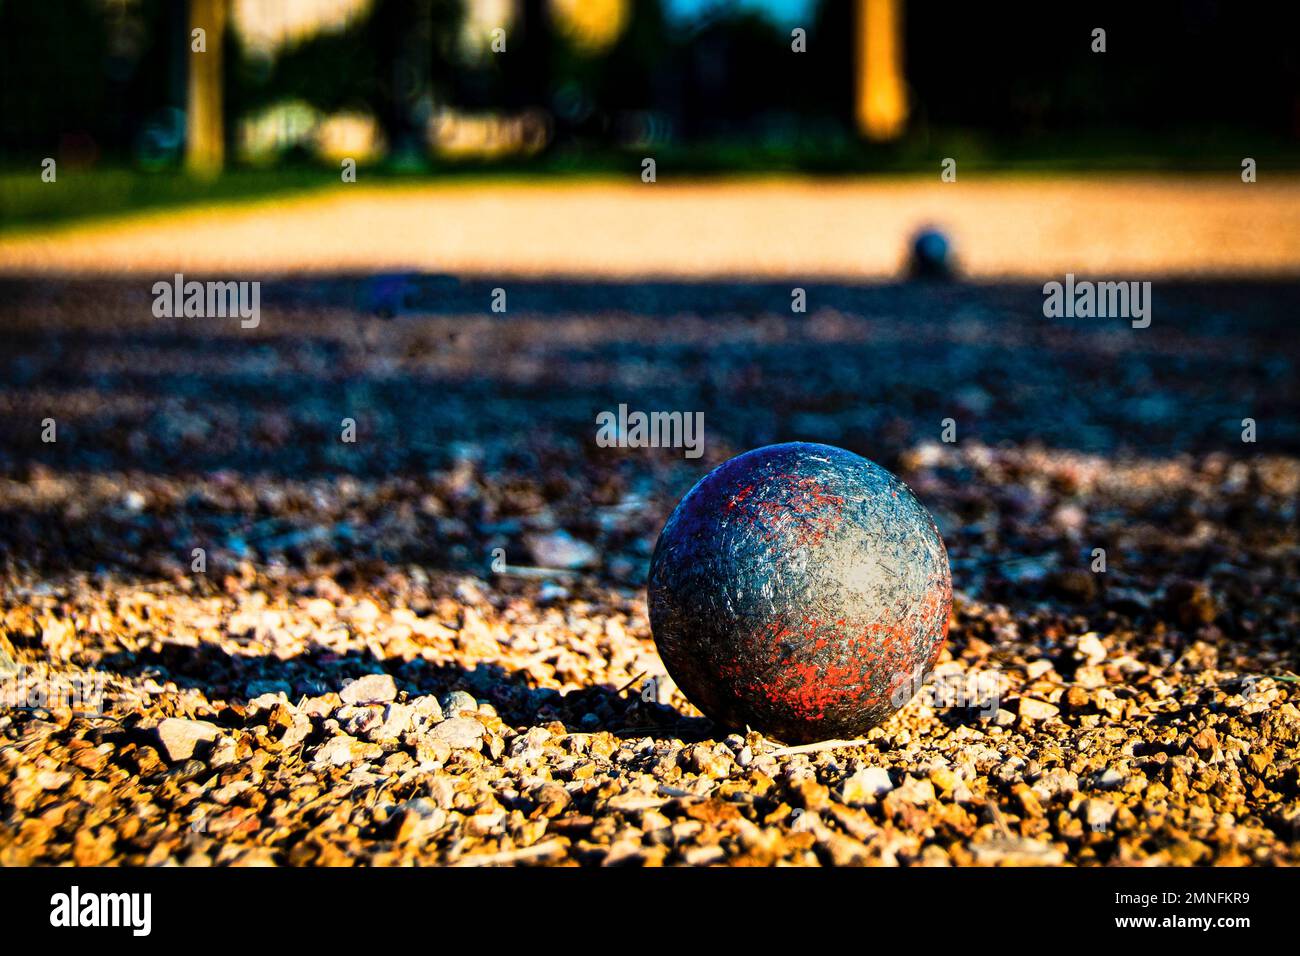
[50,886,151,937]
[1,665,108,716]
[152,272,260,328]
[1043,273,1151,328]
[595,404,704,459]
[891,665,1003,718]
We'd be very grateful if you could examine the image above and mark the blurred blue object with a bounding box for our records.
[363,272,420,317]
[908,227,955,280]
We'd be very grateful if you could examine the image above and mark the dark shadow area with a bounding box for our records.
[2,274,1298,588]
[95,641,713,742]
[2,276,1297,477]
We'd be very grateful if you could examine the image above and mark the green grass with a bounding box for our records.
[0,167,340,235]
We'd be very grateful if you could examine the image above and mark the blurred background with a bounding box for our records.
[2,0,1299,232]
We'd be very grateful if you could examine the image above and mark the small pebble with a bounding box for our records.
[340,673,398,705]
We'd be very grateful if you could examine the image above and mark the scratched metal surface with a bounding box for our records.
[649,442,952,743]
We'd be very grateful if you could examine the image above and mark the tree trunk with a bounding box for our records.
[186,0,227,176]
[855,0,908,141]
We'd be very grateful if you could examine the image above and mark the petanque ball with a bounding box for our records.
[648,442,951,743]
[908,227,955,280]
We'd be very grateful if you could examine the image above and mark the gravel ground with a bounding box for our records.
[1,277,1298,866]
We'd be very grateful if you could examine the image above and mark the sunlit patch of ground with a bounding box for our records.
[2,176,1299,279]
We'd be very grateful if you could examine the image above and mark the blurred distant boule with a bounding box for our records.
[908,227,955,280]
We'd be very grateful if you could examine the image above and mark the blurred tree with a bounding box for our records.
[0,0,110,160]
[597,0,675,114]
[187,0,228,175]
[680,12,788,140]
[2,0,1297,170]
[550,0,629,54]
[855,0,907,140]
[230,0,462,160]
[499,0,552,111]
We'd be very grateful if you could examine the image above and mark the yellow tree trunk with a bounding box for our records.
[855,0,908,141]
[187,0,227,176]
